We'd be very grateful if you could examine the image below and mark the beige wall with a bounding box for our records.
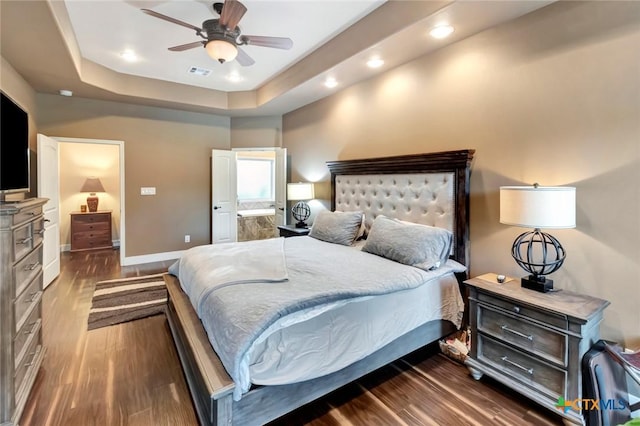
[283,2,640,347]
[230,116,282,149]
[0,56,39,199]
[37,94,231,256]
[58,142,120,248]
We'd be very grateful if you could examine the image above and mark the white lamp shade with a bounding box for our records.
[287,183,315,201]
[500,186,576,229]
[206,39,238,62]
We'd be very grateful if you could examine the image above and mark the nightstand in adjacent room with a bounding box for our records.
[464,273,609,425]
[277,225,310,238]
[70,210,113,251]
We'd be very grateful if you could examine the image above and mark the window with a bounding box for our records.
[237,158,274,201]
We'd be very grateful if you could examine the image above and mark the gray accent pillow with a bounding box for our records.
[309,210,364,246]
[362,215,453,271]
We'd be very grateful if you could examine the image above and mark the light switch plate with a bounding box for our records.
[140,187,156,195]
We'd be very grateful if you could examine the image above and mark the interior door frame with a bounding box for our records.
[53,137,125,264]
[232,147,287,227]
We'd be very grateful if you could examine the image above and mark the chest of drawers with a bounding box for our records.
[1,198,47,426]
[70,211,112,251]
[464,273,609,425]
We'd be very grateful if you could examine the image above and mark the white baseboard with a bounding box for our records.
[122,250,185,266]
[60,239,120,253]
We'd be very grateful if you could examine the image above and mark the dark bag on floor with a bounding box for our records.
[582,340,631,426]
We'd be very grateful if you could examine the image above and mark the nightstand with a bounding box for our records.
[464,273,609,425]
[277,225,310,238]
[70,211,113,251]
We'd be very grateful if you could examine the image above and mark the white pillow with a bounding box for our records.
[309,210,364,246]
[362,215,452,270]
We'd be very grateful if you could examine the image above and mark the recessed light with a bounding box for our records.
[367,58,385,69]
[59,89,73,97]
[226,72,243,83]
[324,77,338,88]
[429,24,454,39]
[120,49,138,62]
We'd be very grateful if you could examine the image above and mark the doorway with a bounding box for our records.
[54,137,125,263]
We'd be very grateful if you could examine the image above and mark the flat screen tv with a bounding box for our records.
[0,91,30,196]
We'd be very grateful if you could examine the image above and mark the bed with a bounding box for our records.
[164,149,475,425]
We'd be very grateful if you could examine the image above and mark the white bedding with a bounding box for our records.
[245,269,464,387]
[173,236,466,400]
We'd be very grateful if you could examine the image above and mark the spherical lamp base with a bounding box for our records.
[511,228,566,293]
[291,201,311,228]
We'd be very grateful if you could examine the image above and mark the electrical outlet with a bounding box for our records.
[184,235,190,243]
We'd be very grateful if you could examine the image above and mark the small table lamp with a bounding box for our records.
[500,184,576,292]
[81,177,106,212]
[287,182,315,228]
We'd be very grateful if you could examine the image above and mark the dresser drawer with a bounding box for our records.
[14,303,41,368]
[477,291,568,330]
[478,334,566,399]
[72,213,110,225]
[14,273,42,333]
[478,304,567,366]
[32,217,46,248]
[14,331,41,397]
[14,248,42,298]
[12,205,42,226]
[13,222,34,261]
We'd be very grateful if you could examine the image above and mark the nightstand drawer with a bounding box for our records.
[478,334,566,400]
[478,304,567,366]
[477,292,567,330]
[73,221,110,232]
[72,213,110,224]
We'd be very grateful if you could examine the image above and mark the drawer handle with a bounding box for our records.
[501,325,533,341]
[25,262,40,271]
[24,321,38,335]
[513,306,521,314]
[18,236,33,245]
[501,356,534,375]
[24,351,37,367]
[26,291,39,303]
[35,229,45,235]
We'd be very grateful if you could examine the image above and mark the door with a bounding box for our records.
[274,148,287,226]
[37,134,60,288]
[211,149,237,243]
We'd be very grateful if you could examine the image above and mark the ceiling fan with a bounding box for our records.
[142,0,293,66]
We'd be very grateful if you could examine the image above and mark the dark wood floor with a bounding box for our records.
[21,248,563,426]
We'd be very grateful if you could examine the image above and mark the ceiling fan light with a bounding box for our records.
[206,39,238,63]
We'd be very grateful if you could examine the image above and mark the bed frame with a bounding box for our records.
[164,149,475,425]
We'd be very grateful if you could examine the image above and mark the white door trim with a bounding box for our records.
[52,137,125,265]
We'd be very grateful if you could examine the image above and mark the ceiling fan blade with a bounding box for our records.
[235,47,255,67]
[240,35,293,50]
[142,9,204,35]
[168,41,205,52]
[219,0,247,30]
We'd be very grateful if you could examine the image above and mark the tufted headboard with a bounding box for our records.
[327,150,475,267]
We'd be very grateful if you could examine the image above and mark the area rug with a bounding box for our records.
[87,273,167,330]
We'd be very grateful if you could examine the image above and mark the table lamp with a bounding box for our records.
[81,177,106,212]
[500,184,576,292]
[287,182,315,228]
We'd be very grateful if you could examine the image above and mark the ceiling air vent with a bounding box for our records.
[188,66,211,77]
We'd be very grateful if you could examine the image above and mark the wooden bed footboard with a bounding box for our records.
[165,273,456,426]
